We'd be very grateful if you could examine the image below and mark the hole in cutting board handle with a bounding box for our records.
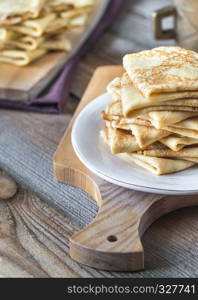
[107,235,117,242]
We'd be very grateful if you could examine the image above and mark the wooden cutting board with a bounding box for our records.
[53,66,198,271]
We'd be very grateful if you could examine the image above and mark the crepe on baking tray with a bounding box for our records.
[0,35,44,51]
[11,13,56,37]
[0,0,47,25]
[0,0,95,65]
[48,0,94,9]
[0,48,46,66]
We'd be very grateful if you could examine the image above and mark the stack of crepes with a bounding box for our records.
[101,46,198,175]
[0,0,94,66]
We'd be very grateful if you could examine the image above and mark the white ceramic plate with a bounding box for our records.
[72,93,198,195]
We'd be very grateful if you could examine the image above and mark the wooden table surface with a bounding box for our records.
[1,0,198,278]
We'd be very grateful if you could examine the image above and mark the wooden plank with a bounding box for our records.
[2,186,198,277]
[0,188,144,278]
[1,0,198,277]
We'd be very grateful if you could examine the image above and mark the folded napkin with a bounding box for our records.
[0,0,123,113]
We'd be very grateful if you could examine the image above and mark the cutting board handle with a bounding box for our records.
[69,168,144,271]
[69,174,198,271]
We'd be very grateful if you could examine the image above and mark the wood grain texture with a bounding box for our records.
[2,186,198,277]
[54,66,198,271]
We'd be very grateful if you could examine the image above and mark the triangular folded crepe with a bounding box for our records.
[44,16,69,34]
[101,110,120,122]
[102,110,151,130]
[121,72,150,116]
[118,153,194,175]
[182,157,198,163]
[130,124,170,148]
[67,13,88,28]
[108,76,198,118]
[128,104,198,118]
[0,29,18,42]
[42,34,71,51]
[102,127,166,154]
[4,36,44,51]
[164,99,198,107]
[105,101,123,117]
[0,0,46,25]
[164,117,198,139]
[49,0,94,9]
[11,13,56,37]
[107,77,121,102]
[60,7,91,19]
[139,146,198,158]
[123,46,198,99]
[160,135,198,151]
[103,127,140,154]
[0,49,46,66]
[147,111,198,129]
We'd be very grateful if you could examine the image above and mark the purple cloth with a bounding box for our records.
[0,0,123,113]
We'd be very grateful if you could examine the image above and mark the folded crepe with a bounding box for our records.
[0,48,46,66]
[164,117,198,139]
[11,13,56,37]
[48,0,94,9]
[44,16,69,34]
[103,123,195,175]
[60,6,91,18]
[123,46,198,100]
[3,36,44,51]
[107,77,121,102]
[105,100,123,117]
[130,124,171,148]
[147,111,198,129]
[182,157,198,163]
[102,126,168,153]
[139,146,198,158]
[127,104,198,118]
[109,74,198,117]
[0,28,18,41]
[118,153,194,175]
[42,34,71,51]
[160,135,198,151]
[0,0,47,25]
[101,110,150,127]
[67,13,88,28]
[101,127,140,154]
